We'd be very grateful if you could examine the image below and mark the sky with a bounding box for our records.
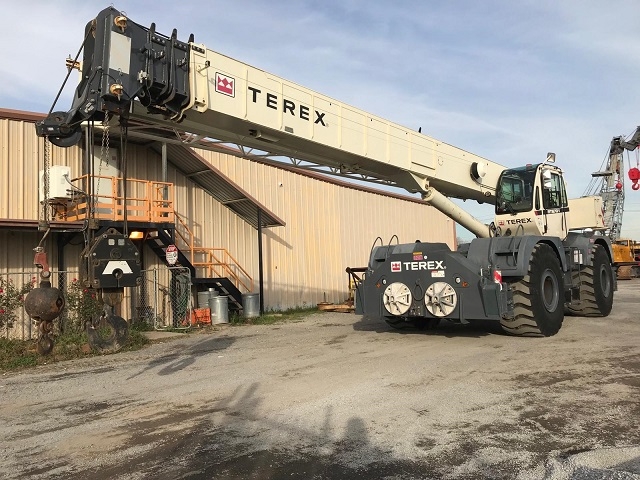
[2,0,640,241]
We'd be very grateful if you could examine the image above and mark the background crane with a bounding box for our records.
[584,127,640,278]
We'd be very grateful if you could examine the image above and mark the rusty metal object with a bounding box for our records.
[36,321,55,355]
[100,289,124,307]
[25,244,65,355]
[86,307,129,353]
[24,280,65,323]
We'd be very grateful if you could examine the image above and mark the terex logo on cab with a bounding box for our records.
[390,261,402,272]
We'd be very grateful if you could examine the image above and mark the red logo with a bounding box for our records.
[216,73,235,97]
[391,261,401,272]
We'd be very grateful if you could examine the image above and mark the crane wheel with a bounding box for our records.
[501,243,564,337]
[566,244,614,317]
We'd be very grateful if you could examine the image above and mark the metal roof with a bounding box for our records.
[149,143,285,229]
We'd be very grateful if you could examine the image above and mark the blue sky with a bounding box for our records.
[3,1,640,240]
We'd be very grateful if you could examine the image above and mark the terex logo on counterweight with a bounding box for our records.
[390,260,446,273]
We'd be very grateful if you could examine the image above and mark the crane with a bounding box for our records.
[584,128,640,279]
[585,128,640,241]
[28,7,616,347]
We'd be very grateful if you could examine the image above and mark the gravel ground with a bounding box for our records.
[1,281,639,479]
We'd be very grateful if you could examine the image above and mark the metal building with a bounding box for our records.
[0,108,455,338]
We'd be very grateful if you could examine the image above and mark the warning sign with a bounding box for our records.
[165,244,178,265]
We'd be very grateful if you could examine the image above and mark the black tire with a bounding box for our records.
[501,243,564,337]
[566,244,614,317]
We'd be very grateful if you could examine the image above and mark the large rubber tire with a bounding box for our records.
[566,244,614,317]
[501,243,564,337]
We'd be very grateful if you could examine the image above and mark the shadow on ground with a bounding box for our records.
[353,315,503,338]
[127,335,237,380]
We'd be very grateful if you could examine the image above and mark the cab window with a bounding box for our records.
[541,172,567,209]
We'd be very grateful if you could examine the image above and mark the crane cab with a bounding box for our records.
[494,158,569,240]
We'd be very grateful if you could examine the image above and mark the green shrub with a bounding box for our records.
[63,279,103,333]
[0,277,34,330]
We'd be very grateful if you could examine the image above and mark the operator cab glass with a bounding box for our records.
[495,165,537,214]
[541,169,568,210]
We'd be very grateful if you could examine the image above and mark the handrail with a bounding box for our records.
[50,174,252,292]
[173,211,195,263]
[173,212,253,292]
[54,174,174,223]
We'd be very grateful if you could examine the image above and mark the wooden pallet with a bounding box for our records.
[317,302,355,313]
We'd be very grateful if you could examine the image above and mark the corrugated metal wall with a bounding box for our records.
[0,117,82,221]
[1,116,455,314]
[190,149,455,309]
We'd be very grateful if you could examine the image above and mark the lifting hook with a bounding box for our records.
[23,246,65,355]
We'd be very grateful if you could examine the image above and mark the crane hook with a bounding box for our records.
[628,167,640,190]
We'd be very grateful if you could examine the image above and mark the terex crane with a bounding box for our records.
[29,7,616,346]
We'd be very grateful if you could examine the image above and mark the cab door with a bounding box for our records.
[540,170,569,239]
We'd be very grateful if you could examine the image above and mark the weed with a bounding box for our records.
[231,306,320,325]
[0,327,150,372]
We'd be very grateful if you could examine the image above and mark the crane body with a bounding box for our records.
[33,7,616,341]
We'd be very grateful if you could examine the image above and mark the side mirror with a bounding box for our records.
[546,152,556,163]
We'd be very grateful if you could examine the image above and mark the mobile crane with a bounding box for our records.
[29,7,615,347]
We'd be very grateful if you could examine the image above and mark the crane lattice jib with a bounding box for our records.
[585,128,640,241]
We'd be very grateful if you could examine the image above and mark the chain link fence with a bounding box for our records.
[1,266,194,341]
[132,266,193,330]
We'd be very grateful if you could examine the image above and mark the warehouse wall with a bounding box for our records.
[192,149,455,309]
[0,116,83,221]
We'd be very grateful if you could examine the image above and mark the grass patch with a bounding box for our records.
[0,338,39,370]
[0,325,150,373]
[230,306,320,325]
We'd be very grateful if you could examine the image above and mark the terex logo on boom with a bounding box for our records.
[247,86,327,126]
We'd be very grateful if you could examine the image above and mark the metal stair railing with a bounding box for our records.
[173,212,253,293]
[52,174,174,223]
